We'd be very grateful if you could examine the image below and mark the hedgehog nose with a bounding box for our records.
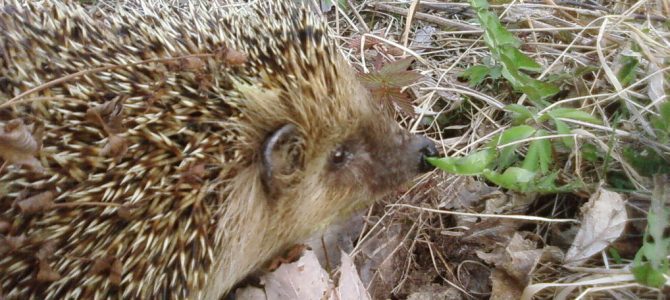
[417,136,438,173]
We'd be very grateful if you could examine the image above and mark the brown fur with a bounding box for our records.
[0,1,432,299]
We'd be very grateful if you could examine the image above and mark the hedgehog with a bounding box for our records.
[0,0,437,299]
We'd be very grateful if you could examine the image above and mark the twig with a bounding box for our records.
[372,3,480,32]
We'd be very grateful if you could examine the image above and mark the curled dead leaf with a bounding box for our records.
[181,57,206,71]
[86,99,126,135]
[565,186,626,266]
[0,234,28,255]
[337,251,371,300]
[89,256,114,275]
[36,240,58,261]
[109,258,122,286]
[117,205,133,221]
[36,259,61,282]
[349,34,383,51]
[0,119,44,172]
[15,191,54,214]
[0,219,9,234]
[101,134,128,159]
[181,162,207,184]
[224,48,248,66]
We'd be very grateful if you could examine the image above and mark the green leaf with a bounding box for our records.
[505,104,535,125]
[426,149,496,175]
[489,65,502,80]
[547,108,602,124]
[483,167,536,191]
[500,47,542,72]
[498,58,557,107]
[623,147,670,176]
[469,0,490,9]
[581,143,599,162]
[660,102,670,125]
[632,261,668,288]
[633,175,670,288]
[489,125,536,169]
[553,118,574,148]
[521,130,552,174]
[608,248,623,264]
[617,55,639,87]
[462,65,491,86]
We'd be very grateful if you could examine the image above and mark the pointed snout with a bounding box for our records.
[415,136,438,173]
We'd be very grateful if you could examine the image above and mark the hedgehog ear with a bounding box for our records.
[261,124,305,197]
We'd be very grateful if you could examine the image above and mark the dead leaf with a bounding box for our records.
[0,119,44,172]
[462,219,520,247]
[224,49,248,66]
[36,259,61,282]
[263,250,333,300]
[266,244,308,272]
[109,258,122,286]
[0,219,10,234]
[181,162,207,184]
[565,186,627,266]
[36,240,58,261]
[337,251,370,300]
[101,134,128,159]
[490,269,523,300]
[89,256,114,275]
[477,233,554,297]
[359,58,423,115]
[0,234,28,255]
[647,62,665,110]
[349,34,383,51]
[117,205,133,221]
[15,191,54,214]
[235,286,267,300]
[86,99,126,135]
[181,57,206,71]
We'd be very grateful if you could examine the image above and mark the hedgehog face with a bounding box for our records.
[258,88,437,228]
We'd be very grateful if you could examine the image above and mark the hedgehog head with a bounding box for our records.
[205,4,437,296]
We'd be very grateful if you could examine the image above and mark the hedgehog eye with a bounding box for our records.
[330,146,351,167]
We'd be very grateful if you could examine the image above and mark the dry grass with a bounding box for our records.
[325,0,670,299]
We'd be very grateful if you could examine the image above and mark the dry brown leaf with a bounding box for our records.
[15,191,54,214]
[349,34,383,51]
[224,48,248,66]
[462,219,520,246]
[109,258,122,286]
[235,287,267,300]
[477,233,549,297]
[263,250,332,300]
[0,219,10,234]
[86,99,126,135]
[117,205,133,221]
[89,256,114,275]
[490,269,523,300]
[647,62,665,110]
[501,234,544,285]
[36,259,61,282]
[36,240,58,261]
[101,134,128,159]
[565,186,627,266]
[336,251,370,300]
[181,162,207,184]
[0,119,44,172]
[0,234,28,255]
[181,57,206,71]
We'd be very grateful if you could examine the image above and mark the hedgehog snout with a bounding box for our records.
[415,136,438,172]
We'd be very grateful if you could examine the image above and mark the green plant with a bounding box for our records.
[632,175,670,288]
[462,0,559,108]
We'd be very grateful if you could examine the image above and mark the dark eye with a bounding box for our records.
[330,146,351,167]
